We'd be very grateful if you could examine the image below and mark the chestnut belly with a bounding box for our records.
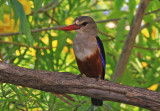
[75,49,103,79]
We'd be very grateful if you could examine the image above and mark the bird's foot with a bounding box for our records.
[96,78,101,81]
[76,73,83,79]
[96,75,102,81]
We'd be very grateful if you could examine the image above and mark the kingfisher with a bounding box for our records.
[59,16,106,106]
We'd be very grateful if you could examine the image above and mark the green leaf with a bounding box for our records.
[153,0,160,9]
[0,0,6,6]
[114,0,125,10]
[55,32,67,70]
[144,15,155,24]
[108,10,120,19]
[11,0,33,46]
[0,7,4,23]
[33,0,43,17]
[129,0,136,13]
[128,0,136,25]
[115,18,126,42]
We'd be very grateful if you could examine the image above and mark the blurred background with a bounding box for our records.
[0,0,160,110]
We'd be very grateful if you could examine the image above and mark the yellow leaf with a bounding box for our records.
[0,14,19,34]
[148,84,159,91]
[141,62,148,68]
[51,31,58,36]
[151,26,156,40]
[141,28,149,38]
[63,46,68,53]
[16,50,20,56]
[52,40,58,47]
[41,35,49,45]
[65,17,74,25]
[26,48,36,60]
[16,47,25,56]
[66,38,73,44]
[18,0,32,15]
[31,108,41,111]
[70,48,74,56]
[141,26,157,40]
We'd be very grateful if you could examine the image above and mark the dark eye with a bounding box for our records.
[82,22,88,26]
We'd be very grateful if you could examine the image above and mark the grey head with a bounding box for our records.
[73,16,98,35]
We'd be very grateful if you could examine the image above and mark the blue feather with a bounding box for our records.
[97,40,106,70]
[96,36,106,79]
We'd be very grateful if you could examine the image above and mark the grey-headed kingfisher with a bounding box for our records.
[59,16,106,106]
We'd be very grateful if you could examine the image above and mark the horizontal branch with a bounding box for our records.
[0,61,160,110]
[1,39,160,51]
[95,8,160,23]
[0,26,63,37]
[0,40,54,50]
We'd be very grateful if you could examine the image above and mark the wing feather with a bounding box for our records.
[96,36,106,79]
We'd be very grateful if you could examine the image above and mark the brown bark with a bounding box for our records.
[0,61,160,111]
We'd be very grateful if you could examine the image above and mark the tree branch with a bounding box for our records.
[0,40,54,50]
[1,40,160,51]
[0,61,160,111]
[112,0,151,81]
[95,8,160,23]
[29,0,64,15]
[0,26,63,36]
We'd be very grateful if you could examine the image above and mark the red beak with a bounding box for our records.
[59,24,81,31]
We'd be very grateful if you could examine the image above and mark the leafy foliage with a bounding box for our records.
[0,0,160,110]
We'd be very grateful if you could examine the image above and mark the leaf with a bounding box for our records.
[0,0,6,6]
[115,18,126,43]
[108,10,124,19]
[129,0,136,13]
[128,0,136,25]
[33,0,43,19]
[148,84,159,91]
[152,0,160,10]
[55,32,68,70]
[11,0,33,46]
[114,0,125,10]
[33,0,43,12]
[0,7,4,23]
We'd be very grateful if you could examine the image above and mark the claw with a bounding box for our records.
[76,73,83,78]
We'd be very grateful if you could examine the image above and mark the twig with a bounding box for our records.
[0,61,160,111]
[96,18,121,23]
[112,0,151,81]
[29,0,64,15]
[139,17,160,31]
[0,26,63,37]
[74,101,87,111]
[145,9,160,15]
[96,8,160,23]
[0,40,54,49]
[134,45,160,50]
[53,93,73,106]
[98,30,114,39]
[1,39,160,51]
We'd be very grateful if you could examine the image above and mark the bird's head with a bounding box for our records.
[59,16,97,35]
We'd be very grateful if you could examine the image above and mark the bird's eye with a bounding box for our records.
[82,22,88,26]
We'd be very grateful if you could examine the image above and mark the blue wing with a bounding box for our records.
[96,36,106,79]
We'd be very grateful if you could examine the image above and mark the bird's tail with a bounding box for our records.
[91,98,103,106]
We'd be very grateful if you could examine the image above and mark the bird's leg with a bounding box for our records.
[76,73,84,78]
[96,74,102,81]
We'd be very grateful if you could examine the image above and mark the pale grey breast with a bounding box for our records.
[73,34,98,61]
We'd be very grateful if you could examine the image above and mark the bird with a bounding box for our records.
[59,16,106,106]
